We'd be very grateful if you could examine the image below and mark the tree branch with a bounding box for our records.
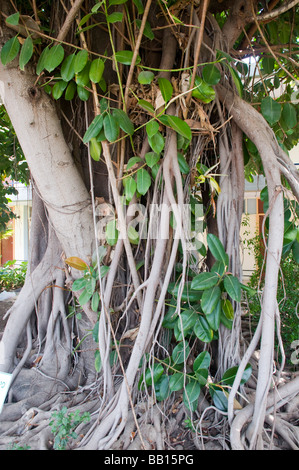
[249,0,299,22]
[56,0,85,43]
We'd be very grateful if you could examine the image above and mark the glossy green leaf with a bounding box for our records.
[201,285,221,315]
[221,298,234,320]
[177,152,190,174]
[262,56,275,75]
[103,113,119,142]
[155,375,170,401]
[74,49,89,73]
[19,36,34,70]
[90,137,102,161]
[36,46,50,74]
[76,62,91,87]
[183,380,201,410]
[89,58,105,83]
[209,384,228,412]
[193,351,211,372]
[138,71,154,84]
[65,80,77,100]
[145,363,164,386]
[206,299,221,331]
[61,53,76,81]
[191,272,219,290]
[202,64,221,85]
[136,19,154,40]
[44,44,64,72]
[194,317,213,343]
[159,115,192,141]
[115,50,140,65]
[52,80,68,100]
[1,36,20,66]
[226,64,243,97]
[169,373,184,392]
[113,108,134,135]
[195,368,209,386]
[126,156,142,169]
[223,274,241,302]
[158,77,173,103]
[91,291,100,312]
[83,115,104,143]
[136,168,151,195]
[109,0,128,5]
[261,96,281,126]
[128,225,139,244]
[72,277,87,291]
[207,234,229,267]
[220,363,252,387]
[192,76,215,103]
[172,341,190,365]
[176,310,198,336]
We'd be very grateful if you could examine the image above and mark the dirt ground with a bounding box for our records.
[0,300,13,337]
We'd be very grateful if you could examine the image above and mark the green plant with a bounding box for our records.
[49,406,90,450]
[0,260,27,291]
[139,234,253,412]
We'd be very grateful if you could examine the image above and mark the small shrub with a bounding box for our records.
[0,260,27,291]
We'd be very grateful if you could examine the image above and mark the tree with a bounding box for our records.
[0,0,298,450]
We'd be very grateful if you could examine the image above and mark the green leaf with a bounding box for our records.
[261,96,281,126]
[282,103,297,130]
[145,152,160,168]
[128,225,139,245]
[145,363,164,386]
[136,19,154,40]
[113,108,134,135]
[83,115,104,143]
[159,115,192,141]
[94,350,102,372]
[36,46,50,75]
[124,176,137,201]
[148,132,165,154]
[72,277,87,291]
[146,120,159,139]
[106,219,118,246]
[209,384,228,412]
[76,62,91,87]
[176,310,198,336]
[44,44,64,72]
[262,56,275,75]
[5,13,20,25]
[138,99,155,113]
[109,0,128,5]
[65,81,77,100]
[107,12,123,23]
[90,137,102,161]
[155,375,170,401]
[138,71,154,84]
[223,275,241,302]
[194,317,213,343]
[207,234,229,267]
[172,341,190,365]
[61,54,76,81]
[191,272,219,291]
[206,299,221,331]
[74,50,89,74]
[91,291,100,312]
[1,36,20,66]
[103,113,119,142]
[136,168,151,195]
[194,368,208,386]
[220,363,252,387]
[192,76,215,103]
[52,80,68,100]
[115,50,140,65]
[221,298,234,320]
[226,64,243,97]
[89,58,105,83]
[126,156,142,169]
[193,351,211,372]
[157,77,173,103]
[19,36,33,70]
[169,373,184,392]
[202,64,221,85]
[78,288,93,306]
[177,152,190,174]
[201,285,221,315]
[183,380,201,410]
